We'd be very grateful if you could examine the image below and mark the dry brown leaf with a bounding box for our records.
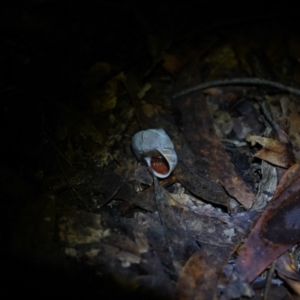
[254,148,293,168]
[247,135,288,151]
[247,135,294,167]
[273,163,300,199]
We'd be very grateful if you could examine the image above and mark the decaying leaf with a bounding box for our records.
[11,13,300,300]
[276,250,300,282]
[253,148,293,168]
[174,93,255,209]
[153,176,198,273]
[247,135,294,167]
[276,249,300,298]
[273,163,300,199]
[176,247,227,300]
[247,135,289,152]
[235,168,300,282]
[174,202,256,299]
[175,153,231,207]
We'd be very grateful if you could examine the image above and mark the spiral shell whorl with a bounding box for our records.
[131,129,177,178]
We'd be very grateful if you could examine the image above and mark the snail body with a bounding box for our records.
[131,129,177,178]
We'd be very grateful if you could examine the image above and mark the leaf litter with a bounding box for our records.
[9,16,300,300]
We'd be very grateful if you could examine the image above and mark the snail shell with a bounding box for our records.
[131,129,178,178]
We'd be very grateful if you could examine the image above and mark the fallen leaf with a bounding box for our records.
[247,135,294,167]
[174,93,255,208]
[176,247,228,300]
[153,176,198,273]
[254,148,293,168]
[235,170,300,282]
[175,155,231,207]
[273,163,300,199]
[276,251,300,282]
[247,135,289,151]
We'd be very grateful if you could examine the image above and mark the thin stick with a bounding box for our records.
[98,185,122,210]
[263,260,277,300]
[173,78,300,99]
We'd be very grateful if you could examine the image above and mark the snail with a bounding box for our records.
[131,129,178,178]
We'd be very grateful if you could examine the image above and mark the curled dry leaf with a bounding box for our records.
[246,135,294,168]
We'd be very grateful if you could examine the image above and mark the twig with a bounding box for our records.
[263,260,277,300]
[172,78,300,99]
[98,184,122,210]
